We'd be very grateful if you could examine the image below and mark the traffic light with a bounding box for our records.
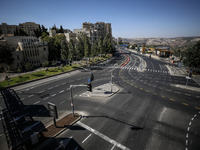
[87,83,92,92]
[91,73,94,81]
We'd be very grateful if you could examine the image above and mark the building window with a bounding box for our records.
[17,55,19,60]
[44,48,46,51]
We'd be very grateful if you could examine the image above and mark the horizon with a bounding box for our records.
[0,0,200,38]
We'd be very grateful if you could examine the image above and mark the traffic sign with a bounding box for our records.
[87,78,91,82]
[48,102,58,119]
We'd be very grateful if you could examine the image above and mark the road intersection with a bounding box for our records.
[0,47,200,150]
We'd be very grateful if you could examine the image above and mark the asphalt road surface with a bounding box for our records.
[0,47,200,150]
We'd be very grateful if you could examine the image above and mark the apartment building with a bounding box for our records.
[19,22,39,36]
[64,33,77,44]
[73,22,112,45]
[0,23,19,35]
[0,36,48,70]
[0,22,39,36]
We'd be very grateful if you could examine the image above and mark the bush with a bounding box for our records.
[25,62,33,71]
[42,61,49,67]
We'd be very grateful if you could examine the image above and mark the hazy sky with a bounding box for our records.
[0,0,200,38]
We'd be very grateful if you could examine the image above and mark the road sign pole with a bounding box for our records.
[70,85,74,117]
[111,72,113,93]
[53,117,57,127]
[186,79,188,87]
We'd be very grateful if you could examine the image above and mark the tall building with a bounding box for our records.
[0,22,39,36]
[19,22,39,36]
[0,36,48,70]
[0,23,19,35]
[74,22,112,45]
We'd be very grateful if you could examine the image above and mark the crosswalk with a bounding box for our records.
[97,65,171,74]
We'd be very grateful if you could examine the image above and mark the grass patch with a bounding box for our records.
[0,65,81,88]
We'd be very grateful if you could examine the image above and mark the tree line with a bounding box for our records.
[40,32,116,64]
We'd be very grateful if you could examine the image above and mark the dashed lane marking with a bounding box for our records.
[29,94,34,97]
[145,90,149,92]
[183,103,188,106]
[153,93,157,95]
[59,90,64,93]
[60,101,65,104]
[161,96,165,98]
[195,107,200,110]
[140,88,143,90]
[39,90,44,93]
[48,87,53,90]
[43,97,49,100]
[21,98,24,101]
[170,98,175,101]
[55,85,59,87]
[185,94,191,96]
[34,101,40,105]
[51,94,56,97]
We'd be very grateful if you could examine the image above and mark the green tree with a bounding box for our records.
[75,37,84,60]
[41,32,65,61]
[84,35,91,57]
[98,36,103,55]
[59,25,64,33]
[25,62,33,71]
[0,45,15,66]
[61,40,69,61]
[42,61,49,67]
[183,40,200,68]
[68,39,75,61]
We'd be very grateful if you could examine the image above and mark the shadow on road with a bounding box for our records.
[82,115,143,131]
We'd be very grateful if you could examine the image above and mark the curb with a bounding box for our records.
[34,114,82,150]
[0,56,113,91]
[0,68,80,91]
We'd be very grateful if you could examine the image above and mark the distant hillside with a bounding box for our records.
[122,37,200,48]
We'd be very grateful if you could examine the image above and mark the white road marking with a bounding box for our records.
[77,122,131,150]
[48,87,53,90]
[39,90,44,93]
[159,87,162,89]
[29,94,34,97]
[62,82,66,85]
[51,94,56,97]
[82,134,92,143]
[186,133,188,138]
[74,147,78,150]
[175,91,181,94]
[185,94,191,96]
[196,96,200,98]
[43,110,48,113]
[34,101,40,105]
[43,97,49,100]
[194,114,197,117]
[55,85,59,87]
[21,98,24,101]
[59,90,64,93]
[74,95,77,97]
[60,101,65,104]
[166,89,171,92]
[111,144,116,150]
[189,122,192,126]
[77,78,81,80]
[70,80,74,82]
[67,88,70,90]
[187,127,190,131]
[0,134,3,137]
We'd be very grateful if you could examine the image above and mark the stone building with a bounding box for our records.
[0,22,39,36]
[19,22,39,36]
[64,33,77,44]
[0,36,48,70]
[81,22,112,44]
[0,23,19,35]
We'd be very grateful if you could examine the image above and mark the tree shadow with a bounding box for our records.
[82,115,143,131]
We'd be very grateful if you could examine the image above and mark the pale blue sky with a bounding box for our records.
[0,0,200,38]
